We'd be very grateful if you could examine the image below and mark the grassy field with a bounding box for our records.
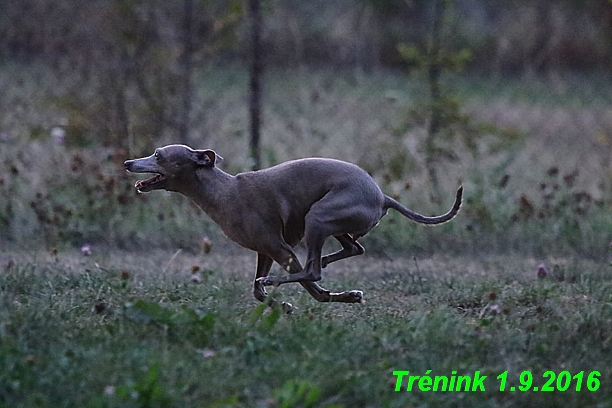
[1,64,612,406]
[1,246,612,407]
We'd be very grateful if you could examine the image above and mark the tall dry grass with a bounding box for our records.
[1,64,612,257]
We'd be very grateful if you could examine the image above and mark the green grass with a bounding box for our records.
[2,64,612,406]
[1,248,611,407]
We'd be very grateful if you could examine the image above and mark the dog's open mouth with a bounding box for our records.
[134,173,165,192]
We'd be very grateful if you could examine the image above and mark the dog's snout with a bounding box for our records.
[124,160,133,169]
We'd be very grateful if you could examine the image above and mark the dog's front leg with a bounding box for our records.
[253,253,273,302]
[254,252,293,313]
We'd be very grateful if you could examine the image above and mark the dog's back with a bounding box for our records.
[237,157,384,206]
[239,157,385,207]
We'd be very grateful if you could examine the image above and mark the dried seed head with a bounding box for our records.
[201,237,212,254]
[499,174,509,189]
[537,264,550,278]
[94,300,107,314]
[547,166,559,177]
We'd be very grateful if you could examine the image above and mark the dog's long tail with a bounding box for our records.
[384,185,463,225]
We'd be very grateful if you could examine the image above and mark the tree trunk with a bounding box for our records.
[425,0,445,203]
[178,0,194,144]
[249,0,263,170]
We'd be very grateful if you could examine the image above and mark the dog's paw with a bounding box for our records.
[332,290,365,303]
[348,290,364,303]
[280,302,294,314]
[256,276,275,287]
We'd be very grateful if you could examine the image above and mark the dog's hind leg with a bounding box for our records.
[299,281,331,302]
[257,246,334,303]
[299,210,364,303]
[301,281,363,303]
[321,234,364,268]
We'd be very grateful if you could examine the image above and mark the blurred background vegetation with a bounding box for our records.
[1,0,612,257]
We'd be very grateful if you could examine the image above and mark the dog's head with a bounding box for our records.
[124,144,223,193]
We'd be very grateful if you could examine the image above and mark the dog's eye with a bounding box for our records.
[154,151,160,159]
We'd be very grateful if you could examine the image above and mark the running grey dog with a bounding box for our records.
[125,144,462,311]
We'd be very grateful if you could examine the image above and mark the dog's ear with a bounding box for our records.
[192,149,223,167]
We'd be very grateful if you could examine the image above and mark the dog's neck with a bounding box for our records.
[175,166,237,222]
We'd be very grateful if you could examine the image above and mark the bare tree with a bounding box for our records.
[424,0,445,203]
[248,0,263,170]
[178,0,194,144]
